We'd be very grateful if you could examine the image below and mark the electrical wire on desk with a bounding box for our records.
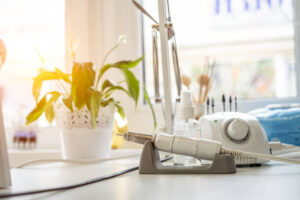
[0,157,173,198]
[14,153,140,168]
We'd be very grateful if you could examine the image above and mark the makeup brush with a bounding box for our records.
[197,74,211,104]
[181,75,196,104]
[181,74,191,89]
[197,57,215,105]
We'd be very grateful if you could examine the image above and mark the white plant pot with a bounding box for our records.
[55,103,115,160]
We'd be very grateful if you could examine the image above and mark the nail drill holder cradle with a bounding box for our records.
[139,141,236,174]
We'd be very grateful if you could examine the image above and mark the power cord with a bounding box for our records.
[221,147,300,164]
[269,142,300,156]
[14,154,140,168]
[0,157,172,198]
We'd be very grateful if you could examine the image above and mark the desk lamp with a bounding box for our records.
[0,39,12,188]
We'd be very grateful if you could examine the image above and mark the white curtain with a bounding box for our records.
[65,0,142,69]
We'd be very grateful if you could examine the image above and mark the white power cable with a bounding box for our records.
[14,154,140,168]
[221,147,300,165]
[275,152,300,159]
[269,142,300,156]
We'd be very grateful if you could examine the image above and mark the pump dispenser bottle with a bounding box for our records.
[173,90,198,165]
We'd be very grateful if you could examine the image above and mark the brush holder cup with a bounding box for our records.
[55,103,115,160]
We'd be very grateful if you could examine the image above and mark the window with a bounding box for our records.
[142,0,300,111]
[0,0,65,127]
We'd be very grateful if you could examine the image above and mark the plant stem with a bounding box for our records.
[58,80,69,97]
[55,81,65,96]
[95,42,120,89]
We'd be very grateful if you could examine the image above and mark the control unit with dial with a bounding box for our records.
[200,112,270,165]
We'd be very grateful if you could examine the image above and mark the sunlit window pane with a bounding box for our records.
[0,0,65,127]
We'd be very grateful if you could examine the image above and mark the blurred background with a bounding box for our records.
[143,0,297,102]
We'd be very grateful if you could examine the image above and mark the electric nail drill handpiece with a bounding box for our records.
[123,132,300,165]
[124,132,221,160]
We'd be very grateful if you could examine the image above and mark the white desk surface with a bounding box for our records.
[1,150,300,200]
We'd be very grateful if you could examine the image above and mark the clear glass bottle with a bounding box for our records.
[173,118,197,165]
[173,90,199,165]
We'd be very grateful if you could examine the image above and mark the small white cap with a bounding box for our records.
[176,90,194,119]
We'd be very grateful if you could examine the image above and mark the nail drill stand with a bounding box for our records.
[139,141,236,174]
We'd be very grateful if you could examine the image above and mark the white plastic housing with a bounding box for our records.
[200,112,270,165]
[154,134,222,161]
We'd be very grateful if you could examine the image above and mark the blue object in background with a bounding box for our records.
[249,106,300,146]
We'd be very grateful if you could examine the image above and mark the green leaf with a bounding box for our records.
[101,79,130,96]
[144,85,157,129]
[26,96,47,126]
[55,68,71,83]
[104,91,112,99]
[71,62,95,110]
[33,79,43,102]
[46,91,61,105]
[62,95,73,112]
[115,103,125,119]
[44,91,60,124]
[44,104,54,124]
[86,89,102,129]
[120,68,139,106]
[26,91,61,126]
[96,56,143,86]
[101,97,114,107]
[32,72,58,101]
[113,56,144,68]
[32,69,71,102]
[101,79,117,90]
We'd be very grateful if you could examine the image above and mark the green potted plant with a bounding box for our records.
[25,35,156,159]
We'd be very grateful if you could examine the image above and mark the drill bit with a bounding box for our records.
[122,132,154,145]
[222,94,226,112]
[206,97,210,115]
[229,95,232,112]
[235,96,238,112]
[211,97,215,114]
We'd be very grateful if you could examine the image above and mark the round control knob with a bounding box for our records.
[226,118,249,141]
